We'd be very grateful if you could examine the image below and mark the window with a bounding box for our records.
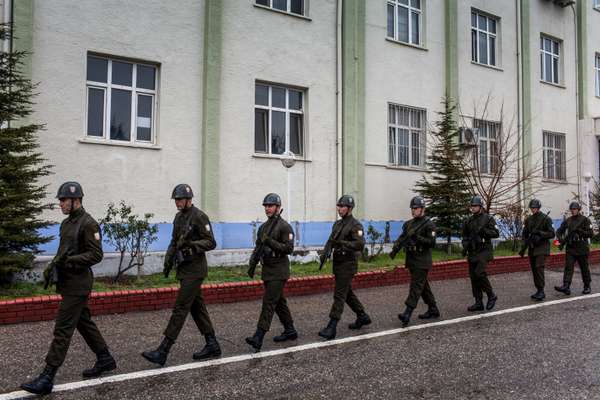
[254,83,304,156]
[543,131,566,181]
[86,55,157,143]
[596,54,600,97]
[388,104,426,167]
[387,0,422,46]
[595,0,600,9]
[473,119,500,174]
[540,36,560,84]
[471,10,498,66]
[255,0,305,16]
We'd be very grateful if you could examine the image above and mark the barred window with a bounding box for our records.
[388,104,426,167]
[254,83,304,156]
[543,131,566,181]
[471,10,498,66]
[387,0,422,46]
[473,119,500,174]
[540,36,560,84]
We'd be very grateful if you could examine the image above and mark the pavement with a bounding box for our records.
[2,266,600,399]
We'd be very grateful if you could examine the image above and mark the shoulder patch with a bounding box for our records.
[289,233,294,240]
[94,232,101,241]
[431,230,436,237]
[357,230,363,237]
[205,224,211,232]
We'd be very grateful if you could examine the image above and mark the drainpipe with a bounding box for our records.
[570,4,582,200]
[3,0,12,53]
[516,0,524,209]
[336,0,343,201]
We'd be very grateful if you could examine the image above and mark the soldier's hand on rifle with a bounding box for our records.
[319,253,327,269]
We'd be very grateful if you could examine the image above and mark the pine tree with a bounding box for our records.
[0,24,52,283]
[414,97,471,253]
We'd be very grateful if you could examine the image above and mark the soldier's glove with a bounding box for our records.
[530,233,542,245]
[261,234,276,248]
[330,239,343,249]
[163,256,174,278]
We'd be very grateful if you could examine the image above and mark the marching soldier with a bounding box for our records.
[245,193,297,352]
[520,199,555,301]
[142,184,220,366]
[554,201,593,295]
[21,182,115,395]
[391,196,440,327]
[461,195,499,312]
[318,195,371,340]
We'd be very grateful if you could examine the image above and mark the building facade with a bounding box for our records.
[2,0,600,254]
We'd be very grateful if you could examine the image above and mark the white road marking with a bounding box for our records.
[2,292,599,400]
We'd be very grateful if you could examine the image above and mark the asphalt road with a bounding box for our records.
[2,266,600,399]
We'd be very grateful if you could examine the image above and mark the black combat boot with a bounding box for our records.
[530,289,545,301]
[82,347,117,378]
[193,333,222,360]
[20,365,58,395]
[318,318,338,340]
[245,328,267,352]
[583,286,592,295]
[467,299,484,312]
[348,313,372,330]
[486,294,498,311]
[141,337,174,367]
[418,305,441,319]
[554,283,571,295]
[398,306,414,327]
[273,324,298,342]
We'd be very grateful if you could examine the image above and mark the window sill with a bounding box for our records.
[253,4,311,21]
[470,61,503,72]
[252,153,311,163]
[365,162,427,172]
[542,178,569,185]
[79,138,161,150]
[540,80,566,89]
[385,37,428,51]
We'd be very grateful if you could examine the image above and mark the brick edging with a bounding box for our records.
[1,251,598,325]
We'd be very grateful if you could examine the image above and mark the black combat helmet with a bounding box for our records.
[569,201,581,210]
[56,181,84,199]
[529,199,542,209]
[410,196,426,209]
[262,193,281,206]
[171,184,194,199]
[470,195,484,207]
[337,195,355,208]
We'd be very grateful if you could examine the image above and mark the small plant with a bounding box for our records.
[100,201,158,283]
[364,224,384,261]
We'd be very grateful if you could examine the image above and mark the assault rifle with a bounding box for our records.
[518,211,551,257]
[557,216,587,251]
[389,217,431,259]
[319,219,348,270]
[248,209,283,278]
[164,224,196,278]
[43,249,73,290]
[461,214,492,257]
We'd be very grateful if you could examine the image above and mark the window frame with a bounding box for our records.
[473,119,500,175]
[540,35,561,85]
[85,54,159,145]
[471,9,499,67]
[254,82,305,157]
[387,0,423,46]
[254,0,306,17]
[542,131,566,182]
[595,53,600,97]
[387,103,427,169]
[594,0,600,10]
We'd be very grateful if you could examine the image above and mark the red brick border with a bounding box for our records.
[1,251,598,325]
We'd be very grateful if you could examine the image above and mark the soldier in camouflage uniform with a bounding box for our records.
[461,195,500,312]
[21,182,114,396]
[318,195,371,340]
[392,196,440,327]
[245,193,297,351]
[520,199,555,301]
[142,184,221,366]
[554,201,594,296]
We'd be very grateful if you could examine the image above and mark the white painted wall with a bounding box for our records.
[30,0,205,223]
[218,0,338,223]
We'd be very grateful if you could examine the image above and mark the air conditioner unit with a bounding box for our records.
[458,127,479,147]
[553,0,575,7]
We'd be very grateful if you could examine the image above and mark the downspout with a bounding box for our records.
[570,4,582,200]
[5,0,13,53]
[516,0,524,209]
[336,0,343,201]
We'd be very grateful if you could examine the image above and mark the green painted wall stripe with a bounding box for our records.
[444,0,458,104]
[520,0,532,197]
[342,0,365,218]
[11,0,33,79]
[576,0,588,119]
[200,0,222,218]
